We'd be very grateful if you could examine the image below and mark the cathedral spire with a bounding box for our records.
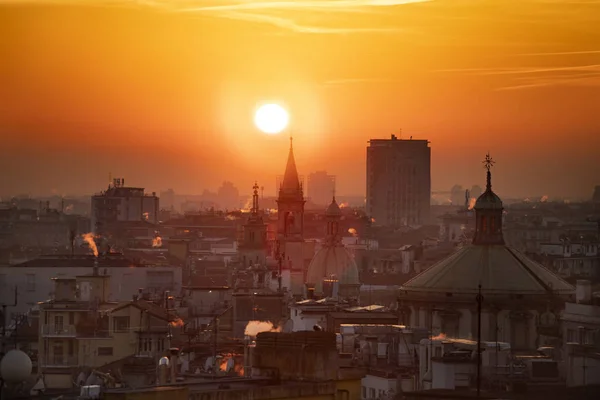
[325,196,342,245]
[280,135,302,196]
[252,181,259,215]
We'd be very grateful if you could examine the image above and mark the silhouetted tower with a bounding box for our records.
[277,137,305,242]
[472,153,505,245]
[239,182,268,267]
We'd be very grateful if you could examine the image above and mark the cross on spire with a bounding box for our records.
[483,152,495,172]
[482,153,495,191]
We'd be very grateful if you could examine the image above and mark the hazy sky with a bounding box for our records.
[1,0,599,199]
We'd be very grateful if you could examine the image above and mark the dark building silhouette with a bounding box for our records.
[366,134,431,226]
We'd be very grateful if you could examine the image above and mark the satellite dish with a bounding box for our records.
[158,357,170,366]
[0,350,32,382]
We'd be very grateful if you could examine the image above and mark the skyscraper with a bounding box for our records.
[307,171,336,207]
[366,134,431,226]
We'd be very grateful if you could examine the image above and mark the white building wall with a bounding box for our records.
[289,308,326,332]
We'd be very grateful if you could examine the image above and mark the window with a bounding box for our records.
[54,315,64,329]
[97,347,113,356]
[113,316,130,332]
[156,338,165,353]
[362,387,367,399]
[369,388,375,399]
[138,337,152,353]
[26,274,36,292]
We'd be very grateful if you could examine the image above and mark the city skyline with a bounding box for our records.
[1,0,600,198]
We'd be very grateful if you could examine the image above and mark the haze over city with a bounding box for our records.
[1,0,599,199]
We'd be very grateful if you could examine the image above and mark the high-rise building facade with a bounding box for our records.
[91,178,159,233]
[307,171,336,207]
[366,134,431,226]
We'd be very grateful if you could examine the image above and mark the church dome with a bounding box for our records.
[402,153,573,298]
[306,245,360,295]
[401,244,574,297]
[326,197,342,216]
[475,154,503,210]
[475,189,503,210]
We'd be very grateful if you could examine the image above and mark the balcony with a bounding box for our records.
[42,324,76,337]
[41,356,78,368]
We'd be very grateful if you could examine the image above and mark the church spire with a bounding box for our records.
[325,196,342,245]
[280,135,302,196]
[251,181,259,215]
[483,152,495,192]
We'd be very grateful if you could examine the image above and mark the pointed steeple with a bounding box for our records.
[325,196,342,245]
[251,181,259,215]
[280,136,302,195]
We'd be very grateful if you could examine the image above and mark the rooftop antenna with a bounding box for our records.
[476,283,483,398]
[1,286,18,356]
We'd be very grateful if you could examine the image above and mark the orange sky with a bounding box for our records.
[1,0,599,199]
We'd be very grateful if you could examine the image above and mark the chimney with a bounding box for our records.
[169,348,179,383]
[243,335,252,377]
[158,357,169,385]
[576,280,592,304]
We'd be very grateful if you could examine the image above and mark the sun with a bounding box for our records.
[254,103,289,135]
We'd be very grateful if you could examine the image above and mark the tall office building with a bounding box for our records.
[366,134,431,226]
[307,171,336,206]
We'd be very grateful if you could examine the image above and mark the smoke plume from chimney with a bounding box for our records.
[244,321,280,337]
[468,198,477,210]
[82,233,98,257]
[169,318,184,328]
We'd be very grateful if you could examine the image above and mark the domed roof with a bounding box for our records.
[475,156,503,210]
[326,197,342,217]
[306,245,359,294]
[475,189,503,210]
[401,245,574,296]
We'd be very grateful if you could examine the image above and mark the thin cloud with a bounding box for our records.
[497,74,600,91]
[436,65,600,75]
[208,10,402,34]
[514,50,600,56]
[178,0,430,12]
[324,78,404,86]
[436,64,600,90]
